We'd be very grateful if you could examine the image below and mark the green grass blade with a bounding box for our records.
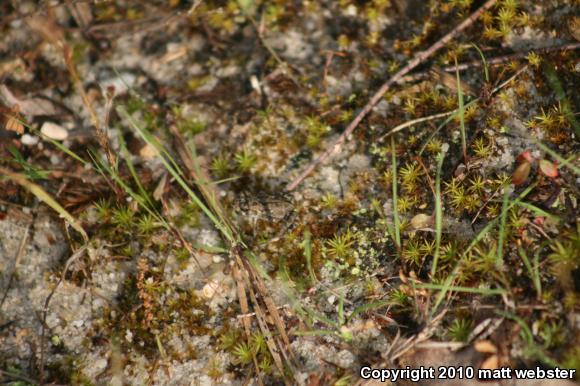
[517,246,541,299]
[117,106,234,241]
[118,133,156,210]
[430,147,445,276]
[496,185,511,268]
[391,136,401,250]
[471,43,489,83]
[347,300,391,323]
[302,229,317,285]
[416,283,506,295]
[455,56,467,161]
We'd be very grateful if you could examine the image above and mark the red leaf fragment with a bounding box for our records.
[538,159,558,178]
[517,150,534,164]
[512,161,532,186]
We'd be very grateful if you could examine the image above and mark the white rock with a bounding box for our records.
[72,319,84,328]
[21,134,39,145]
[345,4,357,16]
[41,121,68,140]
[93,357,108,372]
[50,154,61,165]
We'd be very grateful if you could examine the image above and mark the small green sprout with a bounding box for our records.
[234,148,257,173]
[396,196,414,214]
[389,288,410,307]
[207,356,223,379]
[94,198,112,221]
[177,117,206,136]
[251,333,268,355]
[467,175,486,194]
[464,194,481,213]
[174,247,190,263]
[425,138,443,154]
[211,153,230,178]
[219,329,241,351]
[138,214,157,236]
[326,230,355,260]
[526,52,542,68]
[232,342,254,365]
[259,356,273,374]
[112,205,135,229]
[448,185,467,212]
[403,239,423,266]
[472,137,493,158]
[304,116,329,149]
[448,318,472,342]
[321,192,338,209]
[400,162,423,191]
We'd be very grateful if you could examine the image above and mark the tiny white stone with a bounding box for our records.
[250,75,262,94]
[345,4,357,16]
[41,121,68,140]
[21,134,39,145]
[327,295,336,305]
[72,319,84,328]
[93,358,108,372]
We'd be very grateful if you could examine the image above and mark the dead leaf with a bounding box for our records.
[3,106,24,134]
[474,340,498,354]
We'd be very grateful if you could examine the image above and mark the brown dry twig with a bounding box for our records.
[399,42,580,84]
[286,0,498,191]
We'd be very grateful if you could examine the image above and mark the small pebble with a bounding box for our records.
[21,134,39,145]
[41,121,68,140]
[72,320,84,328]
